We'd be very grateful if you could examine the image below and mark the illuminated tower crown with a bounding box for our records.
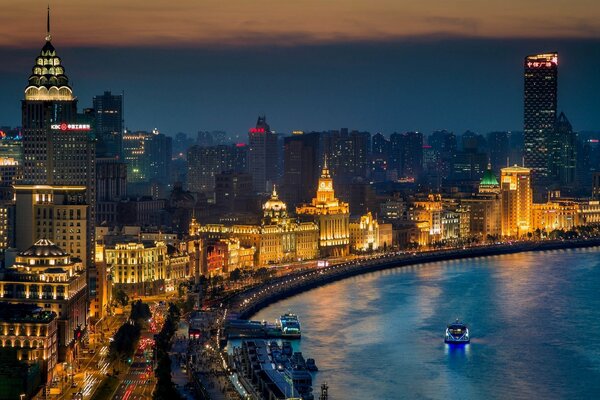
[24,7,73,101]
[315,154,335,203]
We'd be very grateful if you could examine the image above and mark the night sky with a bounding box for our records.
[1,2,599,136]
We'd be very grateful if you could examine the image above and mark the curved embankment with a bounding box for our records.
[232,239,600,320]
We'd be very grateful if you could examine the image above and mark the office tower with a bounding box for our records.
[500,166,532,237]
[282,132,320,206]
[427,130,457,180]
[248,116,278,192]
[389,132,423,181]
[123,129,171,186]
[215,170,254,213]
[487,132,510,173]
[326,129,370,184]
[297,156,350,257]
[187,145,234,198]
[197,130,227,146]
[547,112,576,187]
[92,91,123,158]
[592,172,600,200]
[21,11,95,270]
[524,52,558,195]
[146,129,172,185]
[232,143,249,174]
[0,156,23,201]
[371,133,389,182]
[96,158,127,225]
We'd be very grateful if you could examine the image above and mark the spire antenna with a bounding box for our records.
[46,5,52,42]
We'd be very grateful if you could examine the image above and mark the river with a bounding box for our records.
[249,247,600,399]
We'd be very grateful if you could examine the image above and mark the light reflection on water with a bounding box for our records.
[248,248,600,399]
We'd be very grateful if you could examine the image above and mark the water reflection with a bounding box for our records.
[252,249,600,399]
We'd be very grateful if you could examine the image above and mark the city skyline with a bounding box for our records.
[0,8,599,135]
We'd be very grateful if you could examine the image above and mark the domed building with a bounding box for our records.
[189,186,319,269]
[0,239,87,361]
[479,163,500,194]
[262,186,288,224]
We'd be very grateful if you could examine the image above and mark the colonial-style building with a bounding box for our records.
[349,212,380,252]
[0,303,58,384]
[296,156,350,257]
[0,239,87,361]
[190,187,319,268]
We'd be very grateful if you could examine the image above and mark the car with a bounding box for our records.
[71,382,78,388]
[89,348,95,354]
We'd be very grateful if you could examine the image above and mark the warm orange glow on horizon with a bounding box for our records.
[1,1,599,48]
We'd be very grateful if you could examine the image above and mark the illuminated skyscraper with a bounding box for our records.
[524,52,558,196]
[20,9,95,265]
[500,166,532,237]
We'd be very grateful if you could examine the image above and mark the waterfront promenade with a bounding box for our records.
[227,238,600,320]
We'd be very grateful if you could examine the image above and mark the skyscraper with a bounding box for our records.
[282,132,320,206]
[92,91,123,159]
[21,9,95,267]
[524,52,558,196]
[248,116,278,193]
[500,166,532,237]
[547,112,576,187]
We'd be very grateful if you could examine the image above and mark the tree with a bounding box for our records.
[229,268,242,282]
[113,289,129,307]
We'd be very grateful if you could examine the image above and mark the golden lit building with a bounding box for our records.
[190,187,319,268]
[206,238,256,276]
[500,166,532,237]
[349,212,379,252]
[105,241,167,296]
[14,185,88,267]
[0,239,87,361]
[531,201,579,232]
[296,156,349,257]
[0,303,58,383]
[407,194,443,241]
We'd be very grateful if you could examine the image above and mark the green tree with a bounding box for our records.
[113,288,129,307]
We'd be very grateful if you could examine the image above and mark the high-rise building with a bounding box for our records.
[96,158,128,225]
[547,112,576,187]
[524,52,558,195]
[214,170,253,213]
[20,10,95,272]
[326,129,370,184]
[187,145,234,198]
[500,166,532,237]
[282,132,320,206]
[123,129,171,186]
[297,155,350,257]
[248,116,278,193]
[92,91,123,158]
[487,132,510,173]
[370,133,389,182]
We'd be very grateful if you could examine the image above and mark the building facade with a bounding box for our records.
[296,156,350,257]
[524,52,558,196]
[500,166,532,237]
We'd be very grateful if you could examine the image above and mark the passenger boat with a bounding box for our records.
[445,319,470,344]
[279,312,301,338]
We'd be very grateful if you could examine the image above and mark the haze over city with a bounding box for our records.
[2,2,600,400]
[0,2,599,134]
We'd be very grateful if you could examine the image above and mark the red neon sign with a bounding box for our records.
[249,128,265,133]
[235,143,246,147]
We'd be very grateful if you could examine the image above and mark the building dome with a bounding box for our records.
[480,168,499,186]
[263,186,287,212]
[19,239,68,258]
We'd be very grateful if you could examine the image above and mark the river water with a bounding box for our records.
[250,247,600,399]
